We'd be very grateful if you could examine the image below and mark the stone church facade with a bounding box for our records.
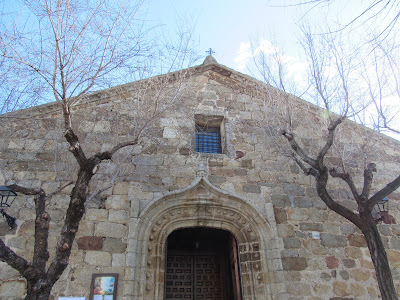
[1,56,400,299]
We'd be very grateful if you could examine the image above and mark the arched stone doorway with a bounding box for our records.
[165,227,242,300]
[130,176,283,299]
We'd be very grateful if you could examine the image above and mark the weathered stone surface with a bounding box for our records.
[325,256,339,269]
[282,257,308,271]
[243,184,261,194]
[112,253,126,267]
[0,280,26,297]
[292,196,313,208]
[320,233,347,247]
[342,259,355,268]
[347,234,367,247]
[300,222,323,231]
[345,247,363,259]
[77,236,103,250]
[313,282,330,294]
[208,175,226,184]
[95,222,127,238]
[274,207,287,224]
[333,281,350,297]
[271,194,291,207]
[350,283,366,297]
[351,269,370,281]
[286,282,311,296]
[85,208,108,221]
[0,263,20,281]
[1,53,399,300]
[102,238,127,253]
[339,270,349,280]
[84,251,112,266]
[0,222,17,236]
[283,183,305,196]
[283,237,301,249]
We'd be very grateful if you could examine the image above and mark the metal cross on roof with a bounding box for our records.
[206,48,215,56]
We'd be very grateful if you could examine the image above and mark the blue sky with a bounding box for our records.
[146,0,302,70]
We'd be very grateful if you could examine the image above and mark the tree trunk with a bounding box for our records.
[362,217,398,300]
[25,279,52,300]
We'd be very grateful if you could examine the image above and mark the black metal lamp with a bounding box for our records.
[373,197,390,224]
[0,186,17,229]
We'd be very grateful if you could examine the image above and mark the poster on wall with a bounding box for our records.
[89,273,119,300]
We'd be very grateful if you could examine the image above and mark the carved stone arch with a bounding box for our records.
[130,177,283,300]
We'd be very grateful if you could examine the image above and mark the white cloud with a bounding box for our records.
[234,39,308,87]
[234,42,252,71]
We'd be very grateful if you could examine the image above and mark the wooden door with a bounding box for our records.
[165,254,225,300]
[194,256,223,300]
[165,255,194,299]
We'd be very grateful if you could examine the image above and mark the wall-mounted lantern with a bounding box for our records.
[0,186,17,229]
[373,197,391,224]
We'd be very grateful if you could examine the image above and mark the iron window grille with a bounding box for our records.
[195,125,222,154]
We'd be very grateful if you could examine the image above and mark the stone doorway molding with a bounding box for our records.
[129,171,284,299]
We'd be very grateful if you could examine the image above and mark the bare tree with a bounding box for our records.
[267,0,400,42]
[0,0,197,299]
[251,25,400,300]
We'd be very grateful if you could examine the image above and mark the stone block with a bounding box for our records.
[283,183,305,196]
[7,237,26,249]
[313,283,330,294]
[85,209,108,221]
[93,121,111,132]
[133,154,163,166]
[300,222,323,232]
[0,222,17,236]
[234,168,247,176]
[333,281,350,297]
[243,184,261,194]
[391,237,400,249]
[274,207,287,224]
[109,209,129,223]
[350,283,366,297]
[95,222,127,238]
[113,182,132,195]
[339,270,349,280]
[208,175,226,184]
[240,159,253,168]
[281,257,308,271]
[103,238,127,253]
[351,269,370,281]
[77,236,103,250]
[0,279,26,297]
[283,237,301,249]
[84,251,112,266]
[345,247,363,259]
[325,256,339,269]
[0,263,20,281]
[342,259,355,268]
[286,282,311,296]
[340,223,356,235]
[320,233,347,247]
[347,234,366,247]
[112,253,126,267]
[360,259,374,269]
[76,220,95,236]
[293,196,313,208]
[277,224,295,238]
[105,195,129,210]
[271,194,290,207]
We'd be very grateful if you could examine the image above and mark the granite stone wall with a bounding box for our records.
[1,60,400,299]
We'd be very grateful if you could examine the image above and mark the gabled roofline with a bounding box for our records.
[0,56,267,119]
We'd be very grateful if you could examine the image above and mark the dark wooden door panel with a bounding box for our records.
[165,255,194,299]
[195,256,223,300]
[165,255,225,300]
